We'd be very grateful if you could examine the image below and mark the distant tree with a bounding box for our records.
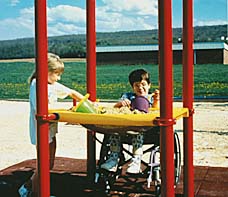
[0,25,226,59]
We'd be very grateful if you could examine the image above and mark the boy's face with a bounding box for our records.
[132,80,151,96]
[48,71,61,84]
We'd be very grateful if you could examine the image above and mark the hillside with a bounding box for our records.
[0,25,227,59]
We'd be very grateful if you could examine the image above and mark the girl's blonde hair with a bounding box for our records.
[29,53,64,84]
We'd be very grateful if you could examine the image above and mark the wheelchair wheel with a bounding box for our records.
[174,132,181,185]
[149,132,181,194]
[155,185,161,197]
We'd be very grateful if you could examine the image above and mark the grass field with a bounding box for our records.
[0,61,227,100]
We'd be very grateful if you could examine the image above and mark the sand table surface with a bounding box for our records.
[0,100,227,170]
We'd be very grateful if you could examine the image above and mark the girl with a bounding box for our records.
[19,53,84,197]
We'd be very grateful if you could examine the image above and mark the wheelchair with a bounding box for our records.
[94,126,182,196]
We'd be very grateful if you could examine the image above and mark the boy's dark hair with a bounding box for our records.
[128,69,150,87]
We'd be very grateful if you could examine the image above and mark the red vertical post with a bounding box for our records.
[158,0,175,196]
[183,0,194,196]
[86,0,96,181]
[34,0,50,197]
[86,0,97,101]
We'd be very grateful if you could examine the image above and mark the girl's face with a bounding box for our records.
[132,80,151,96]
[48,71,61,84]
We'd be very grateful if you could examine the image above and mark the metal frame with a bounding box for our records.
[183,0,194,196]
[34,0,49,196]
[86,0,97,181]
[34,0,194,196]
[158,1,175,195]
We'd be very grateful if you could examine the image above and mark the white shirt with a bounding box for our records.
[29,79,72,145]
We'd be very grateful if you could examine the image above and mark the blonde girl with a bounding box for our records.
[19,53,84,197]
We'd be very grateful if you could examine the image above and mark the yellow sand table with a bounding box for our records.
[49,107,189,134]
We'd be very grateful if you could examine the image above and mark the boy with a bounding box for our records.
[101,69,159,174]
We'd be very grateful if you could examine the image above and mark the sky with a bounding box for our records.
[0,0,227,41]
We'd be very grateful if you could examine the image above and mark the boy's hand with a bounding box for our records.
[152,89,160,100]
[121,99,131,107]
[114,99,131,108]
[152,89,160,108]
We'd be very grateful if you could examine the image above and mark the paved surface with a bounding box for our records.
[0,157,228,196]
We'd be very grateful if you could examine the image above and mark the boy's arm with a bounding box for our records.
[114,99,131,108]
[114,92,133,108]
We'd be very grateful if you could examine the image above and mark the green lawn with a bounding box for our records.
[0,61,227,100]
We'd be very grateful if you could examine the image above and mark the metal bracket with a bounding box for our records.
[153,117,176,126]
[36,113,59,122]
[188,108,195,116]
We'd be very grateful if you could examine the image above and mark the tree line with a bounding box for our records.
[0,25,226,60]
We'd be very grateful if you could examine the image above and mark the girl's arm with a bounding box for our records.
[68,90,84,101]
[30,79,37,111]
[54,82,84,101]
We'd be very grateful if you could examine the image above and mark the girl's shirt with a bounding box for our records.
[29,79,72,145]
[120,92,154,106]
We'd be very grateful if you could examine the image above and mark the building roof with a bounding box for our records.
[96,42,228,53]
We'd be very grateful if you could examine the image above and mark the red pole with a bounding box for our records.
[34,0,50,197]
[86,0,96,101]
[183,0,194,196]
[158,0,175,196]
[86,0,96,181]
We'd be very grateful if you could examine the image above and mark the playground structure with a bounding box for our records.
[34,0,194,197]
